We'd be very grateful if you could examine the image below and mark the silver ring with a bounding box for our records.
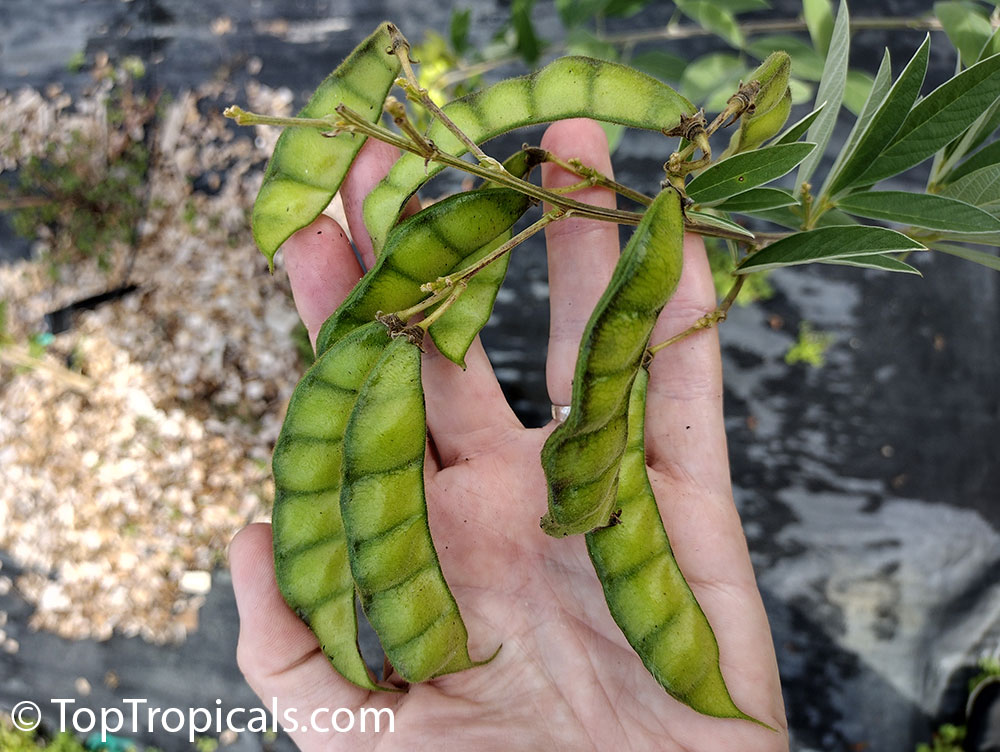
[551,404,571,423]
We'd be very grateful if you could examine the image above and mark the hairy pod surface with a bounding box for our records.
[341,337,493,682]
[271,321,393,691]
[746,52,791,119]
[251,22,401,268]
[315,188,532,358]
[732,87,792,154]
[586,368,766,725]
[363,56,694,253]
[540,187,684,537]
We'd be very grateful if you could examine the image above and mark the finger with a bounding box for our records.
[421,338,522,467]
[641,238,786,729]
[283,216,363,349]
[541,119,620,407]
[339,138,422,270]
[643,233,731,492]
[339,133,520,464]
[229,524,373,718]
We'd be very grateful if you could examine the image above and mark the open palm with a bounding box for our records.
[230,119,788,751]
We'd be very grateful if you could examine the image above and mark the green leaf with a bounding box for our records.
[979,24,1000,61]
[630,50,686,83]
[710,0,770,10]
[938,94,1000,171]
[566,28,618,61]
[603,0,651,17]
[680,53,747,106]
[843,70,875,115]
[935,1,993,68]
[675,0,743,48]
[820,49,893,195]
[774,102,826,144]
[687,142,816,204]
[931,242,1000,270]
[941,139,1000,184]
[686,210,756,239]
[788,77,815,105]
[856,48,1000,187]
[511,0,542,64]
[450,8,471,55]
[836,190,1000,232]
[797,0,850,189]
[940,163,1000,205]
[803,0,835,56]
[736,225,926,272]
[555,0,607,26]
[823,253,922,274]
[747,36,825,81]
[825,36,930,197]
[601,121,625,152]
[714,187,798,212]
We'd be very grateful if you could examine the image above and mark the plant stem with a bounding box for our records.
[416,281,467,330]
[645,274,746,359]
[0,345,93,392]
[425,18,948,92]
[602,16,946,46]
[334,104,644,226]
[223,106,334,130]
[392,285,453,322]
[387,25,504,171]
[534,149,653,206]
[0,196,52,210]
[422,210,563,293]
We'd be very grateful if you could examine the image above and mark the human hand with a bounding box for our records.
[229,119,788,751]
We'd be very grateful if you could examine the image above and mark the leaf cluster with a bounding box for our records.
[408,0,1000,279]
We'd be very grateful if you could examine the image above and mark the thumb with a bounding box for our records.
[229,523,391,750]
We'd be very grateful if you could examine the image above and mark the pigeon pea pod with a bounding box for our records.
[586,368,765,725]
[315,187,532,358]
[425,149,544,367]
[540,186,684,537]
[251,22,401,269]
[341,336,494,682]
[271,321,393,690]
[364,56,694,253]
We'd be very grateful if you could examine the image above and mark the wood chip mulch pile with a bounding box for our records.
[0,68,322,644]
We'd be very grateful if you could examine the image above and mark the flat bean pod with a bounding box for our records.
[540,187,684,537]
[252,22,400,268]
[315,188,531,358]
[341,336,493,682]
[363,56,694,253]
[271,321,393,691]
[586,368,764,724]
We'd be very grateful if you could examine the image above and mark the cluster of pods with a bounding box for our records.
[232,21,791,727]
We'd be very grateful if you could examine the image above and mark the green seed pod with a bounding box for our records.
[540,187,684,538]
[731,87,793,153]
[364,56,694,253]
[252,22,401,269]
[586,368,768,726]
[425,148,543,367]
[271,321,393,691]
[315,188,531,357]
[341,336,496,682]
[746,51,791,118]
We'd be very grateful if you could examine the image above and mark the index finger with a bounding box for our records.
[283,138,419,346]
